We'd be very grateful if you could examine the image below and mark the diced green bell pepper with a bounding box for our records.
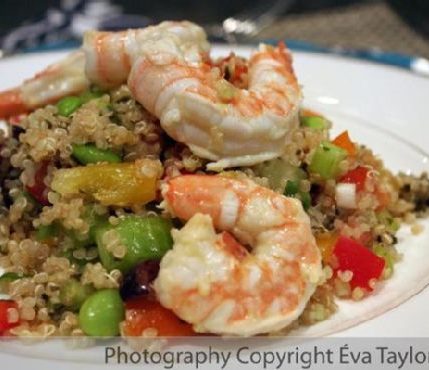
[309,141,347,179]
[301,116,328,130]
[96,216,173,273]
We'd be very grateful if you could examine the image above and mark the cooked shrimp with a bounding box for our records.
[84,21,209,88]
[155,175,322,336]
[0,51,88,118]
[0,21,208,118]
[129,43,302,170]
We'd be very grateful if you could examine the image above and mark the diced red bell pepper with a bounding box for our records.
[123,298,195,337]
[25,161,50,205]
[340,166,370,192]
[0,300,19,334]
[332,236,385,290]
[332,130,356,156]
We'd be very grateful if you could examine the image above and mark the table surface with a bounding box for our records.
[260,2,429,58]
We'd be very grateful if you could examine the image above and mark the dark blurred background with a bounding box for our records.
[1,0,428,57]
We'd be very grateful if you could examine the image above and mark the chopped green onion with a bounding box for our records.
[21,190,37,206]
[35,223,59,241]
[72,144,121,165]
[373,244,395,273]
[377,211,400,234]
[301,116,328,130]
[79,90,104,104]
[61,249,87,269]
[56,96,83,117]
[255,159,306,193]
[0,272,22,283]
[284,180,300,196]
[0,272,25,293]
[299,192,312,211]
[309,141,347,180]
[60,279,95,311]
[389,219,400,233]
[284,180,311,210]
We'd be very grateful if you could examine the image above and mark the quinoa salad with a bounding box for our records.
[0,21,428,339]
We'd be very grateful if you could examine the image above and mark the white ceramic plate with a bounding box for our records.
[0,45,429,369]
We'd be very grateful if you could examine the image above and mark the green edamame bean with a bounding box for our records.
[60,279,94,311]
[72,144,121,165]
[96,216,173,273]
[56,96,83,117]
[79,289,124,336]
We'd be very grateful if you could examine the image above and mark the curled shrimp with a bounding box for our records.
[0,21,208,119]
[154,175,322,336]
[129,43,302,170]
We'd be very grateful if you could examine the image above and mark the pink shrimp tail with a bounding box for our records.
[0,88,27,119]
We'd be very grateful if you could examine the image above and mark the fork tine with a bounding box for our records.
[222,0,295,41]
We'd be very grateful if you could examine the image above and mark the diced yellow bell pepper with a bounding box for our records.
[51,159,161,206]
[316,232,338,264]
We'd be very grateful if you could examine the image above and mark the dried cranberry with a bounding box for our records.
[120,260,160,301]
[25,161,50,205]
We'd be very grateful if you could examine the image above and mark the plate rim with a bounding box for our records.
[1,44,428,82]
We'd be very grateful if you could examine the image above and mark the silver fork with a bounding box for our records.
[205,0,296,43]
